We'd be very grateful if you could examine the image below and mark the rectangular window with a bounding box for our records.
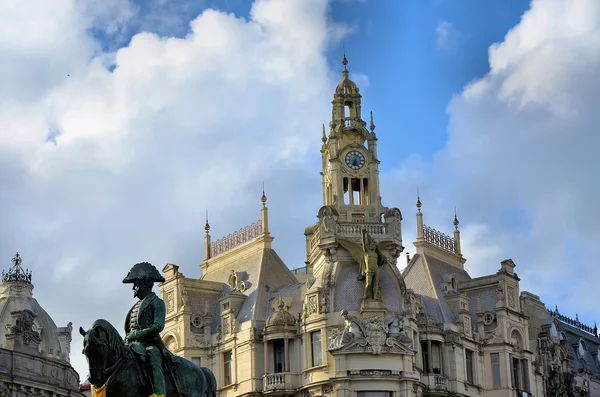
[431,342,441,373]
[491,353,501,388]
[192,357,201,367]
[465,349,474,384]
[311,331,323,367]
[512,357,520,390]
[273,339,284,373]
[520,359,529,392]
[223,351,232,385]
[421,341,429,373]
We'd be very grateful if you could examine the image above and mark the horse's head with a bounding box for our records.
[79,319,125,386]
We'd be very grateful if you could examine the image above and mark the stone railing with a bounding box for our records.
[210,220,262,257]
[423,225,457,254]
[337,223,386,235]
[425,374,448,390]
[548,308,598,336]
[342,117,363,129]
[263,372,297,391]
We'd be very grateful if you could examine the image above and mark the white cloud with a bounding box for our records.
[393,0,600,323]
[0,0,335,380]
[436,20,460,51]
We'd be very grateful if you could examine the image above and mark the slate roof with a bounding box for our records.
[404,252,502,333]
[201,247,298,332]
[556,317,600,378]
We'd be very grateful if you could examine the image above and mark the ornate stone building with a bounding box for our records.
[0,253,84,397]
[158,57,586,397]
[522,299,600,397]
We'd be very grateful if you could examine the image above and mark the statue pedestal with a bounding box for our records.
[361,298,385,312]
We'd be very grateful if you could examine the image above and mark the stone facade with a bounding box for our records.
[0,253,85,397]
[158,57,593,397]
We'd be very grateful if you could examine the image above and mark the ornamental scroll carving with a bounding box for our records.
[227,270,248,293]
[329,310,412,355]
[507,286,516,308]
[9,309,42,347]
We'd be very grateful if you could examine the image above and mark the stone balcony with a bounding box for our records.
[263,372,298,393]
[424,374,449,395]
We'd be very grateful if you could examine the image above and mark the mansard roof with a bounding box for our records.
[201,247,298,329]
[554,314,600,377]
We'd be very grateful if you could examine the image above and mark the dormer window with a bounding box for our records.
[451,277,457,291]
[191,314,203,328]
[579,340,586,356]
[483,312,494,326]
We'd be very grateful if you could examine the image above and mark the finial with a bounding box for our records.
[416,187,422,212]
[369,111,375,132]
[261,183,267,206]
[275,295,285,310]
[2,252,32,283]
[576,313,580,323]
[555,305,559,314]
[453,207,459,229]
[322,124,327,143]
[204,211,210,233]
[342,46,349,79]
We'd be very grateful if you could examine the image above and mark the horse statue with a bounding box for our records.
[80,319,217,397]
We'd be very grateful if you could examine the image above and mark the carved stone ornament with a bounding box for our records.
[329,310,413,355]
[507,286,516,308]
[303,294,319,319]
[166,291,175,313]
[8,309,42,347]
[227,270,248,293]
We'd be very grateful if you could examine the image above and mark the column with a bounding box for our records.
[284,338,289,372]
[263,340,269,374]
[427,339,433,374]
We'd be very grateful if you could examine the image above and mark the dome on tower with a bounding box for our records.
[0,253,70,362]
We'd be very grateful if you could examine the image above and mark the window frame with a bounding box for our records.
[223,350,233,386]
[311,330,323,367]
[465,348,474,385]
[490,353,501,388]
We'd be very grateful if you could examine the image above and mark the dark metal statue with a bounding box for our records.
[80,262,217,397]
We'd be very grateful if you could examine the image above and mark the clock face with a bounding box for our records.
[345,150,366,170]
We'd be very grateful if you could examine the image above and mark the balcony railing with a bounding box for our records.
[425,374,448,391]
[337,223,386,235]
[263,372,297,392]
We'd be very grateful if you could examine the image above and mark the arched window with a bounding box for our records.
[164,336,177,352]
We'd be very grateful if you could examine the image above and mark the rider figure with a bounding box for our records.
[123,262,167,397]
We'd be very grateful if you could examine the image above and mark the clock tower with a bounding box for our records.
[320,54,384,223]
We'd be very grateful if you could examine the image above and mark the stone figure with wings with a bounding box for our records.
[337,229,389,301]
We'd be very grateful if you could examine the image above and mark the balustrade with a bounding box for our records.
[210,220,262,257]
[423,225,456,253]
[263,372,297,391]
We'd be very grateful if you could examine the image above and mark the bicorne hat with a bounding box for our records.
[122,262,166,284]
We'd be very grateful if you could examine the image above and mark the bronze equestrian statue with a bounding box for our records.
[80,262,216,397]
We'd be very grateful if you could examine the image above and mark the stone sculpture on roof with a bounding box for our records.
[336,229,389,303]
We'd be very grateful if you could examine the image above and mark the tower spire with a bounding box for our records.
[204,211,211,260]
[261,183,270,235]
[322,124,327,143]
[416,188,424,240]
[369,111,375,132]
[342,48,349,79]
[204,210,210,234]
[453,207,462,256]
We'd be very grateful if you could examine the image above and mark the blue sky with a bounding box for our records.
[2,0,600,379]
